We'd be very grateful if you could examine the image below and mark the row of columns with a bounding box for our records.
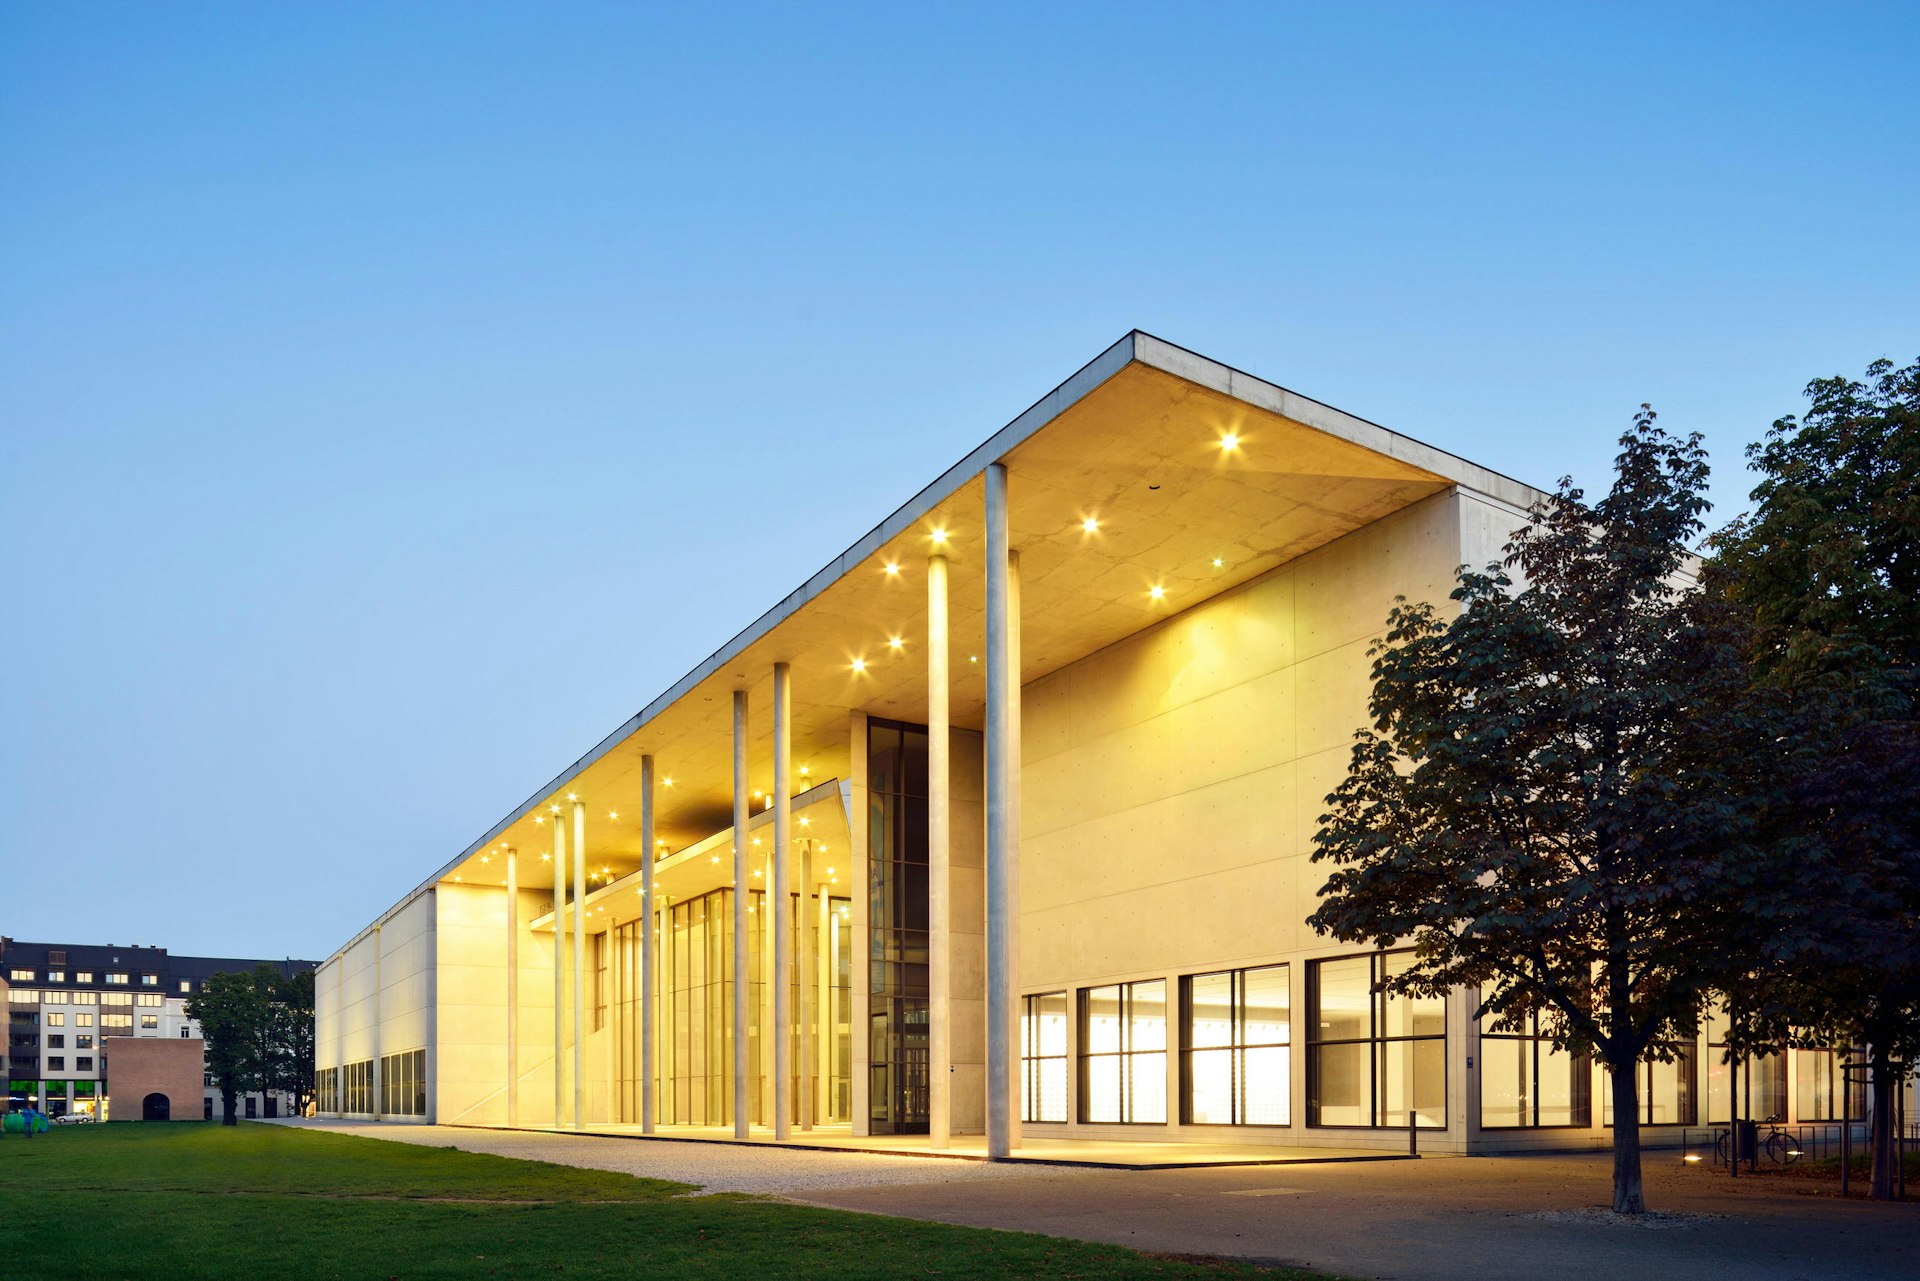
[497,460,1022,1156]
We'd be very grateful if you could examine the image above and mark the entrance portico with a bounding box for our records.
[320,332,1560,1159]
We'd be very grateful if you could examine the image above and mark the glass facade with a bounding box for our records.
[1307,952,1446,1129]
[1705,1006,1784,1124]
[1079,980,1166,1123]
[1602,1047,1697,1125]
[1020,992,1069,1123]
[866,718,930,1135]
[637,885,851,1127]
[380,1048,428,1116]
[1478,1012,1590,1128]
[1793,1047,1867,1121]
[1182,964,1290,1126]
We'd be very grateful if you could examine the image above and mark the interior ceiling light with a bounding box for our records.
[1219,432,1240,451]
[542,853,551,862]
[969,655,978,663]
[850,659,866,673]
[663,777,674,787]
[1149,585,1167,601]
[1081,516,1099,533]
[888,636,904,651]
[930,527,948,544]
[567,792,578,801]
[883,561,900,576]
[1212,557,1224,568]
[608,811,618,820]
[481,855,490,864]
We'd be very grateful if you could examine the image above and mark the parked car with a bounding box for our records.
[53,1111,96,1125]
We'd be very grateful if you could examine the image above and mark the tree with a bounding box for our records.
[1707,356,1920,1199]
[188,971,266,1125]
[265,968,317,1116]
[1308,411,1787,1214]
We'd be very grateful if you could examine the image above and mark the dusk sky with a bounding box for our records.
[3,3,1915,960]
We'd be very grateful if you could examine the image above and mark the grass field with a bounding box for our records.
[0,1123,1329,1280]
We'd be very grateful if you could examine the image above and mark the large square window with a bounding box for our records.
[1078,980,1166,1124]
[1307,952,1446,1129]
[1182,964,1290,1126]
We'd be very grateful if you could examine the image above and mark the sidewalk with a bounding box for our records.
[793,1151,1920,1281]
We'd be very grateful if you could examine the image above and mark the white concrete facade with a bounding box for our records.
[315,333,1860,1155]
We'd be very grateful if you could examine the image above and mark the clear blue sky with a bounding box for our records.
[3,3,1915,959]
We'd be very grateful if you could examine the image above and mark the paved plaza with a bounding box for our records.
[285,1121,1919,1280]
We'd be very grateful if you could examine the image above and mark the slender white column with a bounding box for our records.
[1007,548,1023,1152]
[772,662,794,1139]
[732,689,751,1138]
[610,901,623,1123]
[799,835,814,1130]
[334,962,347,1118]
[816,865,832,1123]
[762,844,775,1124]
[984,461,1016,1159]
[571,800,587,1130]
[371,923,384,1120]
[553,809,566,1128]
[656,893,670,1124]
[640,756,657,1133]
[848,710,870,1136]
[506,847,519,1128]
[928,552,952,1147]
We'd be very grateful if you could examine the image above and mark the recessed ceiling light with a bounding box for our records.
[1212,557,1224,569]
[888,636,904,651]
[1219,433,1239,451]
[1149,585,1166,601]
[1081,516,1099,533]
[608,811,618,820]
[884,561,900,576]
[930,527,948,544]
[850,659,866,673]
[969,655,978,663]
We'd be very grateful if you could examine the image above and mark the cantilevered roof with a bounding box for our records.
[335,331,1546,950]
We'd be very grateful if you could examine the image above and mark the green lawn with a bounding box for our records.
[0,1123,1328,1280]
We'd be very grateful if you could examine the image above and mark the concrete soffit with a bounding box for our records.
[352,330,1554,943]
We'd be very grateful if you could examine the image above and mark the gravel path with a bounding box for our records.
[276,1119,1079,1197]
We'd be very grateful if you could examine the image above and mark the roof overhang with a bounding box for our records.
[340,331,1546,951]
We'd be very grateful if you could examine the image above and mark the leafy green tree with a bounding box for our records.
[187,971,266,1125]
[1309,411,1786,1214]
[1708,357,1920,1199]
[267,968,317,1116]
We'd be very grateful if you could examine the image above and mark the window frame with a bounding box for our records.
[1305,950,1448,1131]
[1179,963,1292,1127]
[1076,979,1168,1125]
[1020,991,1069,1124]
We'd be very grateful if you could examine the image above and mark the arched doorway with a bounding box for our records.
[142,1093,170,1122]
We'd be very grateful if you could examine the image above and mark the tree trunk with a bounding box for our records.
[1869,1047,1895,1201]
[1610,1059,1646,1214]
[221,1088,238,1127]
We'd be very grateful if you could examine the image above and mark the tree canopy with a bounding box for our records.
[1309,411,1790,1214]
[1706,356,1920,1199]
[186,963,315,1125]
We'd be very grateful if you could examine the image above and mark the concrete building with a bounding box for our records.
[3,938,316,1120]
[314,333,1872,1155]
